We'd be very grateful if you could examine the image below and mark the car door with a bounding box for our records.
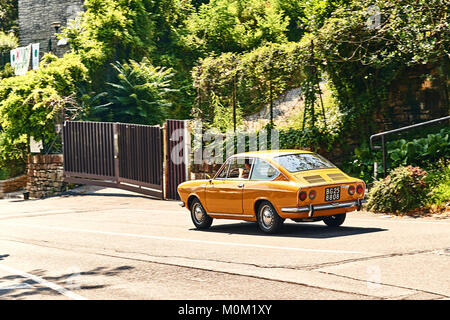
[242,158,282,214]
[205,157,253,214]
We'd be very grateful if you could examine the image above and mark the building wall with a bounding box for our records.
[18,0,83,57]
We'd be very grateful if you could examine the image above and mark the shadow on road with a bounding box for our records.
[0,265,134,299]
[196,222,386,239]
[0,254,9,261]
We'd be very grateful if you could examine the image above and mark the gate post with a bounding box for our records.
[113,123,120,186]
[164,120,190,200]
[162,122,167,200]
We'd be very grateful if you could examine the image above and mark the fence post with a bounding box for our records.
[113,123,120,186]
[162,122,168,200]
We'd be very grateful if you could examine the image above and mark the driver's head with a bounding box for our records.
[244,159,251,171]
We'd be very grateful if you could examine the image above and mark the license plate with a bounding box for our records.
[325,187,340,202]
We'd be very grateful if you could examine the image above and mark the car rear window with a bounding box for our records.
[274,153,336,172]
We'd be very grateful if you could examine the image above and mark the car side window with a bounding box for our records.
[250,159,279,181]
[226,158,254,180]
[216,161,230,179]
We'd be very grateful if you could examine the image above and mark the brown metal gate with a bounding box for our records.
[63,121,163,198]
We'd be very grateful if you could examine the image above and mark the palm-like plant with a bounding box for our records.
[98,57,176,125]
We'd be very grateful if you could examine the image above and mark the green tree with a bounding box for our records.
[0,53,89,168]
[92,58,176,125]
[182,0,290,55]
[0,0,18,34]
[0,30,18,53]
[63,0,195,119]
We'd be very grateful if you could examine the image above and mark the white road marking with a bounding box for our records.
[0,222,372,255]
[0,264,88,300]
[0,208,180,220]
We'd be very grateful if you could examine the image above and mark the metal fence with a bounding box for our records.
[63,120,188,200]
[63,121,164,199]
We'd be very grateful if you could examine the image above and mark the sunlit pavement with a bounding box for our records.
[0,186,449,300]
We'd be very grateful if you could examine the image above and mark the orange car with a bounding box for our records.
[177,150,366,234]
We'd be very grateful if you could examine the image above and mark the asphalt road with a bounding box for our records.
[0,186,449,300]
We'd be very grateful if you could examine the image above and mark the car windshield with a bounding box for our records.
[274,153,336,172]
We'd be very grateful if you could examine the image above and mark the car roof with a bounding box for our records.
[232,149,313,160]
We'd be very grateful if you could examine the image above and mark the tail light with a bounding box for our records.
[309,190,316,200]
[356,185,364,194]
[299,191,307,201]
[348,186,355,195]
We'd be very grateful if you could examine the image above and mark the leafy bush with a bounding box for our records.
[344,128,450,183]
[0,31,18,53]
[388,129,449,168]
[91,58,176,125]
[424,163,450,210]
[367,166,429,213]
[0,53,89,168]
[0,165,23,180]
[182,0,290,55]
[192,41,309,124]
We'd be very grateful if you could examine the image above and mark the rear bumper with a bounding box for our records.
[281,199,366,217]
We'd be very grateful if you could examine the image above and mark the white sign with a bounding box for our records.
[32,43,40,70]
[10,44,32,75]
[30,136,43,154]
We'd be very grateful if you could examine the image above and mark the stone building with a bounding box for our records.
[18,0,84,57]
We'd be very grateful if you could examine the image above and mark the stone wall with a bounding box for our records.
[0,175,28,199]
[27,154,66,199]
[376,64,449,131]
[18,0,84,57]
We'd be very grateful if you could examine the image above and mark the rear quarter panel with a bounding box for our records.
[243,180,299,217]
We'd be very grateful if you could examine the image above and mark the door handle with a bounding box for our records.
[237,184,244,188]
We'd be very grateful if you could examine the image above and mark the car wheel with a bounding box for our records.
[323,213,346,227]
[190,199,213,230]
[257,201,284,234]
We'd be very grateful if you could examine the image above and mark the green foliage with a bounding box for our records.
[388,129,449,168]
[0,31,18,53]
[0,0,18,34]
[367,165,429,213]
[344,128,450,183]
[0,62,14,79]
[314,0,449,138]
[63,0,195,119]
[0,53,89,167]
[182,0,290,55]
[63,0,155,71]
[210,92,243,132]
[426,165,450,210]
[0,162,23,180]
[91,58,176,125]
[278,126,336,153]
[301,0,348,32]
[193,41,309,123]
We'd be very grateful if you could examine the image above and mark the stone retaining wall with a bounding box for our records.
[18,0,84,57]
[0,175,28,199]
[27,154,66,199]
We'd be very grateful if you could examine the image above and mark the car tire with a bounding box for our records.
[323,213,346,227]
[190,198,213,230]
[257,201,284,234]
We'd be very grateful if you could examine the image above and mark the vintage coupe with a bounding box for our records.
[177,150,366,234]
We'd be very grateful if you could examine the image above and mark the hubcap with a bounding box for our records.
[193,203,204,223]
[261,205,274,229]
